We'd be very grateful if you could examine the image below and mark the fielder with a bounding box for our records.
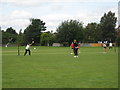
[109,42,112,49]
[73,40,79,57]
[70,42,74,54]
[103,43,107,53]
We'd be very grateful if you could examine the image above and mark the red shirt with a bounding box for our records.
[114,43,116,46]
[70,43,74,48]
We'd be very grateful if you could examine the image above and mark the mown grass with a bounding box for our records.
[2,46,118,88]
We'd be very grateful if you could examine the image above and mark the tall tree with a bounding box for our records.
[23,18,46,45]
[2,27,18,44]
[99,11,117,42]
[116,26,120,46]
[6,27,17,35]
[84,23,98,42]
[17,29,23,45]
[56,20,84,44]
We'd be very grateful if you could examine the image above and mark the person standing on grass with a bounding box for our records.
[24,43,33,56]
[113,42,116,52]
[73,40,79,57]
[109,42,113,49]
[70,42,74,54]
[103,43,107,53]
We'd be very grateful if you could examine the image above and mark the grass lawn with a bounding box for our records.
[2,46,118,88]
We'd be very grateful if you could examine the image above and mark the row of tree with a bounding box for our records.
[1,11,120,46]
[56,11,117,44]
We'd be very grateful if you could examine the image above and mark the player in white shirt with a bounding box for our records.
[109,42,112,49]
[24,43,33,56]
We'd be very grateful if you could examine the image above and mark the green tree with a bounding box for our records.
[56,20,84,44]
[84,23,99,42]
[99,11,117,41]
[40,31,55,46]
[23,18,46,45]
[2,27,18,44]
[17,29,23,45]
[116,26,120,46]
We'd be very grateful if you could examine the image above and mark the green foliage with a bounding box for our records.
[2,27,18,44]
[99,11,117,41]
[1,11,117,45]
[40,32,55,46]
[56,20,84,44]
[84,23,98,43]
[83,11,117,43]
[23,18,46,45]
[17,29,23,45]
[117,27,120,46]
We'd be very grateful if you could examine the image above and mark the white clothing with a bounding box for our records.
[109,43,112,47]
[26,44,30,49]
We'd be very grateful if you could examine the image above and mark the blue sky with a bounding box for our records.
[0,0,119,33]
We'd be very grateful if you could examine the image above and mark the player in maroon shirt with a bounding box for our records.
[70,42,74,54]
[73,40,79,57]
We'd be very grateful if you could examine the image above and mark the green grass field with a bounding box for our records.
[2,46,118,88]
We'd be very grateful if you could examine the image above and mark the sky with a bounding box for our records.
[0,0,119,33]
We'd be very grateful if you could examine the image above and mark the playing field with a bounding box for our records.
[2,46,118,88]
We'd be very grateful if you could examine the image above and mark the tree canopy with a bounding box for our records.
[56,20,84,44]
[2,27,18,44]
[1,11,118,46]
[23,18,46,45]
[99,11,117,42]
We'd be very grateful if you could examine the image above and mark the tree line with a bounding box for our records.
[1,11,120,46]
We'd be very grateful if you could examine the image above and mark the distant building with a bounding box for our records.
[52,43,63,47]
[118,1,120,26]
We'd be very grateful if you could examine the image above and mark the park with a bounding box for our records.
[0,0,120,89]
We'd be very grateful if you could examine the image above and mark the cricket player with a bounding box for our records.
[109,42,112,49]
[73,40,79,57]
[103,43,107,53]
[24,43,33,56]
[70,42,74,54]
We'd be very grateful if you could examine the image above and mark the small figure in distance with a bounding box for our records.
[73,40,79,58]
[70,42,74,54]
[103,43,107,53]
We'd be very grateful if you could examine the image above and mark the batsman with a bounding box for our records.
[24,40,34,56]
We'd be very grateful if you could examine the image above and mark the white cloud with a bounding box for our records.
[40,6,118,32]
[39,12,100,32]
[0,6,118,33]
[0,10,32,33]
[110,6,118,26]
[10,10,32,19]
[40,13,73,32]
[1,0,49,6]
[118,1,120,25]
[0,0,118,33]
[41,13,72,21]
[1,0,119,6]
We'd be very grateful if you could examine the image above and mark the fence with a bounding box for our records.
[1,43,106,47]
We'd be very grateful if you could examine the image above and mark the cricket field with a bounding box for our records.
[2,46,118,88]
